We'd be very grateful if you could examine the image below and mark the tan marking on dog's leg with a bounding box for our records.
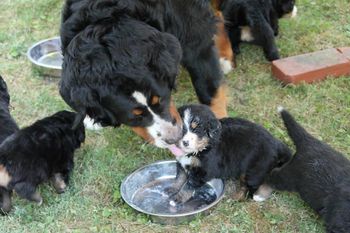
[191,157,201,167]
[253,184,273,202]
[0,165,11,187]
[210,85,228,119]
[214,11,234,74]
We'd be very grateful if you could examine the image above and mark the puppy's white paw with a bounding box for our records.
[220,58,233,75]
[253,194,268,202]
[83,116,103,131]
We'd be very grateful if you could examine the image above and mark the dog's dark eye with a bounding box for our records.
[151,95,161,106]
[190,122,198,129]
[132,108,144,116]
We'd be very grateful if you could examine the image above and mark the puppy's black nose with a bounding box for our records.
[182,140,189,147]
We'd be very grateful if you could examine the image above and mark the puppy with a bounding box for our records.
[0,76,19,144]
[169,104,292,205]
[0,76,19,214]
[0,111,85,214]
[220,0,297,61]
[256,108,350,233]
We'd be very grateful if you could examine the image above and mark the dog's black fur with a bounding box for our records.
[265,109,350,233]
[60,0,225,135]
[220,0,296,61]
[170,104,292,204]
[0,76,19,144]
[0,76,19,214]
[0,111,85,214]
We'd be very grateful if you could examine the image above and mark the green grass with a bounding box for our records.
[0,0,349,232]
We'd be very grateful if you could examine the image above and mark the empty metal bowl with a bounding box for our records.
[27,37,62,77]
[121,160,225,225]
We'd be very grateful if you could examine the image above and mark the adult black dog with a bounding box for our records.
[0,111,85,214]
[167,104,291,205]
[255,108,350,233]
[0,75,19,214]
[60,0,228,148]
[219,0,297,61]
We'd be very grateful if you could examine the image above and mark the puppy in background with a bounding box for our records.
[256,108,350,233]
[0,76,19,214]
[219,0,297,61]
[0,111,85,214]
[169,104,292,205]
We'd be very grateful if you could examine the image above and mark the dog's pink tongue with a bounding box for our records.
[168,145,185,157]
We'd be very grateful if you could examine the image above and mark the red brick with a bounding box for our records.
[272,48,350,84]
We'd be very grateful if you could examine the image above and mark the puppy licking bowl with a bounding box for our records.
[120,160,225,225]
[27,37,62,77]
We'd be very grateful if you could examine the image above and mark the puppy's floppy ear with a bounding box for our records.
[207,119,222,139]
[72,110,86,130]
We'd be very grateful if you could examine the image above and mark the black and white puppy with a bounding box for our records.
[0,111,85,214]
[256,108,350,233]
[220,0,297,61]
[0,75,19,214]
[169,104,292,205]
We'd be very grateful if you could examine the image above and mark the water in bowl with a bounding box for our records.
[37,51,63,68]
[132,177,217,215]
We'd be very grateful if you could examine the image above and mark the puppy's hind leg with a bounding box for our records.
[0,188,12,214]
[14,182,42,205]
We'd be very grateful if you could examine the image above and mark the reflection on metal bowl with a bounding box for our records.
[27,37,62,77]
[121,160,225,225]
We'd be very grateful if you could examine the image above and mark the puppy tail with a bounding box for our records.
[278,106,312,151]
[0,188,12,215]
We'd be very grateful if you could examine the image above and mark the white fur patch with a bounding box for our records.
[240,26,254,42]
[253,194,268,202]
[277,106,284,113]
[178,155,192,168]
[83,116,103,131]
[132,91,180,148]
[283,6,298,18]
[219,58,233,75]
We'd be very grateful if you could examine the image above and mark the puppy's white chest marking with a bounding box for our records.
[178,155,201,170]
[0,165,11,187]
[240,26,254,42]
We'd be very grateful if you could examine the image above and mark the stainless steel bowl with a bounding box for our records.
[27,37,62,77]
[121,160,225,225]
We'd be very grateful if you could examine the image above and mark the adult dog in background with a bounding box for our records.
[60,0,229,148]
[0,111,85,214]
[0,75,19,214]
[257,108,350,233]
[219,0,297,61]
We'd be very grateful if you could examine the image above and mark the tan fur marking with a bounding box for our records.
[210,85,228,119]
[0,165,11,187]
[191,157,201,167]
[132,127,154,143]
[169,99,182,125]
[214,11,234,67]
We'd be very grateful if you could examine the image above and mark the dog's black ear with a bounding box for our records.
[207,119,222,139]
[72,110,86,130]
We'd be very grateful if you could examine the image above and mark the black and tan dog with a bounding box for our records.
[0,111,85,214]
[255,108,350,233]
[219,0,297,61]
[0,76,19,214]
[60,0,229,149]
[168,104,292,205]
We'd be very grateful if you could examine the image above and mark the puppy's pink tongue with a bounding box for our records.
[168,145,185,157]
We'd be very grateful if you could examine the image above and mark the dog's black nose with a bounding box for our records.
[165,138,178,145]
[182,140,189,147]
